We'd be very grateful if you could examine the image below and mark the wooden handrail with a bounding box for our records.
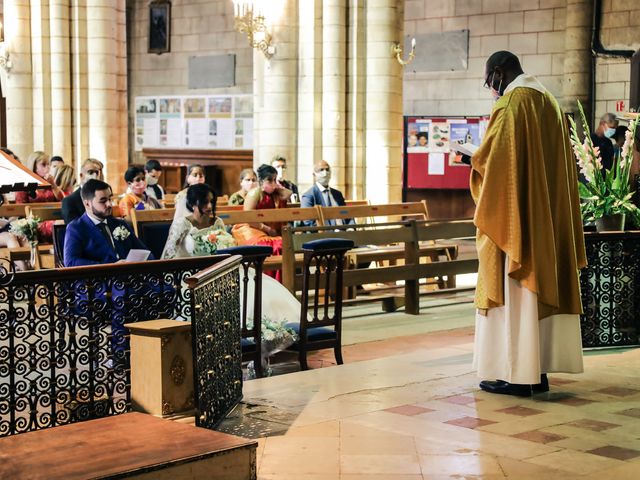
[184,255,242,289]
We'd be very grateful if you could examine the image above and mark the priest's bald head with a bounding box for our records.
[484,51,524,97]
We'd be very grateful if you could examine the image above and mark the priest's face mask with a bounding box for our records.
[484,69,503,101]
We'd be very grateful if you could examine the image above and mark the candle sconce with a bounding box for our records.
[393,38,416,67]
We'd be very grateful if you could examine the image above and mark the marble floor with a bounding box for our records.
[233,294,640,479]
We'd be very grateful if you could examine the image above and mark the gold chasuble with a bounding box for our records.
[470,78,586,320]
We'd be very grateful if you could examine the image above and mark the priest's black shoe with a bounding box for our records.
[479,380,532,397]
[532,374,549,393]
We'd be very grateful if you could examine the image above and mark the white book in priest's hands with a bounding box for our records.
[451,142,479,157]
[125,249,151,262]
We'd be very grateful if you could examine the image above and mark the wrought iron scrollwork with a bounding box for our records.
[0,256,226,437]
[189,257,243,430]
[580,233,640,347]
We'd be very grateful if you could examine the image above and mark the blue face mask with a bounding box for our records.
[604,127,616,138]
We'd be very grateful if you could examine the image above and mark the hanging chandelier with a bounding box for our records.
[232,0,275,59]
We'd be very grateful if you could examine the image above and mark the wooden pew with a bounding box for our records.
[282,219,477,314]
[130,208,176,237]
[0,202,61,218]
[318,201,429,226]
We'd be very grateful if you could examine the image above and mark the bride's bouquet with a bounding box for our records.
[191,228,236,255]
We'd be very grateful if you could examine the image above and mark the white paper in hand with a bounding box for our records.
[125,249,151,262]
[452,142,479,157]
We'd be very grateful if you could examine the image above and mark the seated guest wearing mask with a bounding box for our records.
[118,165,161,218]
[144,160,165,205]
[62,158,104,224]
[301,160,354,226]
[64,179,152,267]
[591,113,619,172]
[228,168,258,206]
[272,155,299,202]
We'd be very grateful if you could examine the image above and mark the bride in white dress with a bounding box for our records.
[161,184,300,370]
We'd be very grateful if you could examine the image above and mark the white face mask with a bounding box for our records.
[275,167,285,179]
[316,169,331,187]
[146,174,158,185]
[604,127,616,138]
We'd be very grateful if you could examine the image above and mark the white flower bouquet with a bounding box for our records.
[569,101,640,225]
[10,215,41,243]
[191,228,236,256]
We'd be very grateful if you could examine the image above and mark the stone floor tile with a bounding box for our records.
[258,453,340,475]
[594,387,640,397]
[340,454,422,475]
[524,449,624,475]
[495,406,545,416]
[263,436,338,457]
[512,430,567,444]
[444,416,497,429]
[418,453,503,476]
[563,418,621,432]
[442,394,480,405]
[384,405,436,416]
[587,445,640,461]
[258,475,338,480]
[615,408,640,418]
[284,420,340,437]
[341,475,423,480]
[340,434,416,455]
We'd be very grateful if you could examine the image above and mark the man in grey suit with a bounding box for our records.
[301,160,353,226]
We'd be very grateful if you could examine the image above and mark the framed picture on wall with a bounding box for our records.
[149,0,171,54]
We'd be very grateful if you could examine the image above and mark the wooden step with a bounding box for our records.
[0,412,257,480]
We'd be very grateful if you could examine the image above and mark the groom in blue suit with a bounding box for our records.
[64,179,152,267]
[300,160,354,227]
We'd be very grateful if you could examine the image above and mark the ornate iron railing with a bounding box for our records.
[580,232,640,347]
[186,256,243,430]
[0,256,229,437]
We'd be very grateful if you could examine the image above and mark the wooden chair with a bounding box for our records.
[129,208,176,259]
[0,202,61,219]
[286,238,354,370]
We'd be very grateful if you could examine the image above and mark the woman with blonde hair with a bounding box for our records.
[53,164,77,196]
[14,151,65,203]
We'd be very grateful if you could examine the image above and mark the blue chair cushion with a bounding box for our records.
[218,245,273,256]
[302,238,354,252]
[241,337,256,352]
[285,322,337,341]
[139,222,172,260]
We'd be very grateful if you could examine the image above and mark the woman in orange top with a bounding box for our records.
[232,164,292,256]
[118,165,161,218]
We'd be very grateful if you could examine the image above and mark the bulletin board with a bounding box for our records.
[403,115,489,190]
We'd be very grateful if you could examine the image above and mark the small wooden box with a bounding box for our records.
[125,319,194,418]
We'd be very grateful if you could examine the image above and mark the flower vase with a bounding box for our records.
[595,214,625,232]
[29,241,39,269]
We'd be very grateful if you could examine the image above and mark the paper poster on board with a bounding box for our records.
[449,121,480,166]
[407,119,430,153]
[429,122,450,152]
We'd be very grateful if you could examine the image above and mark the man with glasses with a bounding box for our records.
[62,158,104,224]
[471,51,586,396]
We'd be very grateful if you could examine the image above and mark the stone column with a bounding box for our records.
[346,0,366,200]
[322,0,347,191]
[364,0,404,203]
[4,0,34,162]
[30,0,53,153]
[296,0,322,191]
[86,0,128,190]
[49,0,73,161]
[253,0,298,177]
[70,0,90,165]
[562,0,593,117]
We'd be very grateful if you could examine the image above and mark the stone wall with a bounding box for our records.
[594,0,640,119]
[127,0,253,162]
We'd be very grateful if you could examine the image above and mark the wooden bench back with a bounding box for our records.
[345,199,370,207]
[318,201,429,226]
[217,206,321,226]
[26,205,65,222]
[130,208,176,236]
[0,202,61,218]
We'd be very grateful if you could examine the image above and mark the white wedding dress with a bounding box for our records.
[161,215,301,367]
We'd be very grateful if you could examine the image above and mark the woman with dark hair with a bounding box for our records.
[161,183,229,259]
[231,164,292,252]
[228,168,257,206]
[173,164,207,220]
[118,165,161,218]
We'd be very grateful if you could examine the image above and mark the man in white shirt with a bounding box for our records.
[300,160,352,226]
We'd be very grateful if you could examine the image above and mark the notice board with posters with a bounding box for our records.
[403,115,489,190]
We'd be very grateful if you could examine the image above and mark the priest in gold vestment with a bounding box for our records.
[471,51,587,396]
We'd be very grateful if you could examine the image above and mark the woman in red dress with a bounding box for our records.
[14,151,66,242]
[232,164,292,279]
